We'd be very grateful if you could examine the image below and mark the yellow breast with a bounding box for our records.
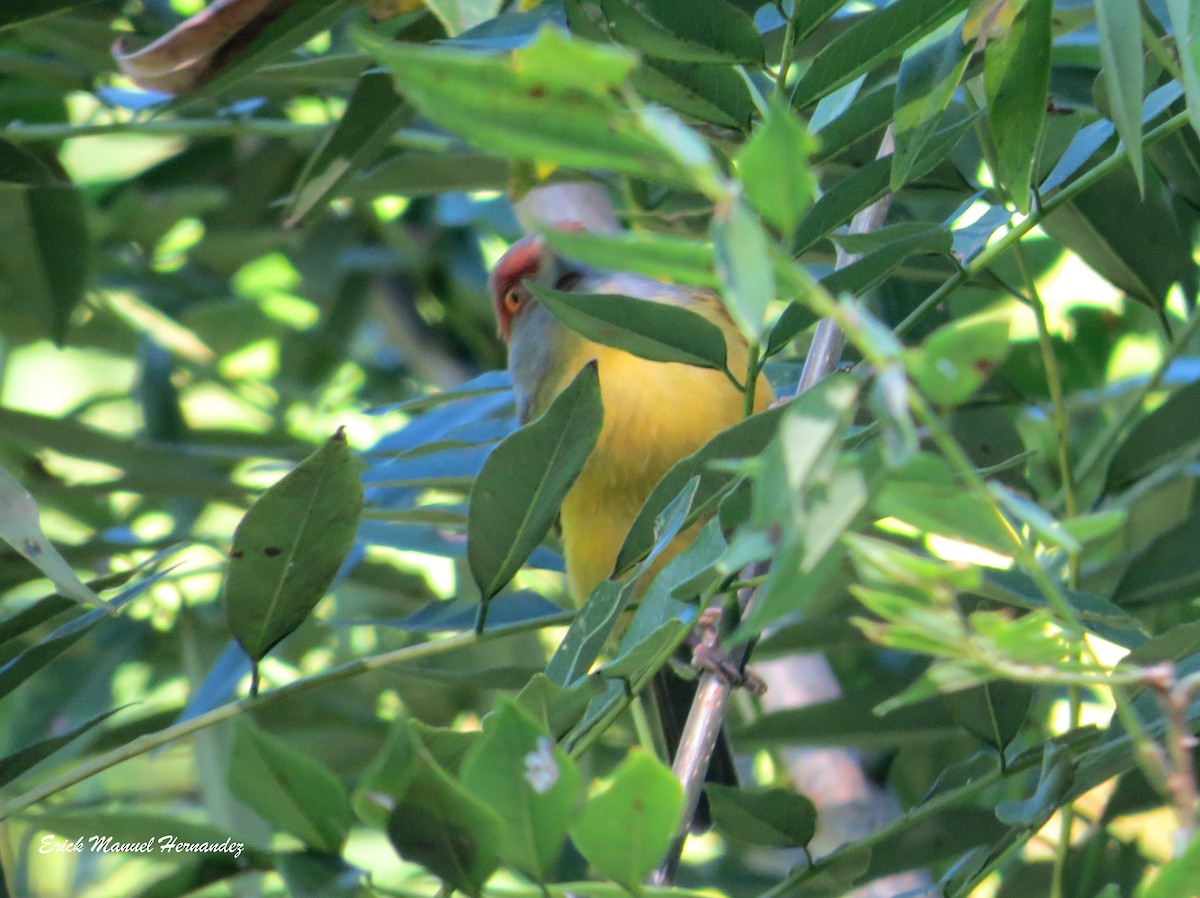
[555,341,774,603]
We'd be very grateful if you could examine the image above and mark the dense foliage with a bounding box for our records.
[2,0,1200,896]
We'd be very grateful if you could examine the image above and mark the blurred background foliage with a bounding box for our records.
[2,0,1200,896]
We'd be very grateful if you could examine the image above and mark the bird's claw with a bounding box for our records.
[691,607,767,696]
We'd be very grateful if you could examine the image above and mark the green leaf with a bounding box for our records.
[514,674,598,739]
[906,315,1011,406]
[995,742,1074,830]
[426,0,504,36]
[1040,165,1194,308]
[468,364,603,601]
[1113,509,1200,607]
[705,784,816,847]
[387,739,505,897]
[790,0,972,109]
[284,69,414,227]
[597,0,763,63]
[353,718,425,829]
[736,94,820,238]
[822,227,953,297]
[615,403,786,572]
[1169,0,1200,144]
[461,698,583,880]
[891,21,970,189]
[988,482,1081,552]
[735,688,961,749]
[528,284,731,372]
[351,152,511,197]
[223,429,363,662]
[984,0,1051,213]
[712,193,773,341]
[568,750,684,888]
[0,0,88,29]
[942,681,1032,753]
[633,59,754,130]
[277,853,368,898]
[228,720,353,854]
[545,579,639,687]
[1094,0,1145,191]
[794,112,976,254]
[1140,828,1200,898]
[792,157,890,255]
[0,182,88,343]
[539,227,718,289]
[0,464,111,613]
[1107,378,1200,491]
[354,25,690,186]
[874,453,1011,552]
[0,707,123,788]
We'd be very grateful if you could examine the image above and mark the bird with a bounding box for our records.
[488,227,774,824]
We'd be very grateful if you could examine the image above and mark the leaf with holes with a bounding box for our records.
[223,429,363,662]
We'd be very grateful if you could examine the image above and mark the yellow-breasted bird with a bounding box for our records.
[489,230,774,817]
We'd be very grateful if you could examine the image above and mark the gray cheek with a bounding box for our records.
[509,306,565,423]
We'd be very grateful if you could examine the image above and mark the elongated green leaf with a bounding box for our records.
[984,0,1051,213]
[0,0,87,29]
[615,403,786,572]
[795,113,975,254]
[906,315,1011,406]
[569,751,683,889]
[706,784,816,847]
[0,707,123,788]
[891,21,970,189]
[942,681,1032,753]
[790,0,972,109]
[995,742,1074,830]
[460,698,583,880]
[633,59,754,130]
[599,0,762,63]
[1113,509,1200,607]
[387,726,505,897]
[223,429,364,662]
[354,25,689,185]
[529,283,730,372]
[874,453,1011,552]
[0,465,110,613]
[539,228,718,288]
[1107,378,1200,491]
[735,689,961,748]
[1040,166,1194,308]
[545,579,639,687]
[822,227,953,297]
[737,94,819,238]
[812,81,895,163]
[468,364,603,600]
[285,69,414,226]
[1142,829,1200,898]
[427,0,504,35]
[1094,0,1145,191]
[228,720,353,854]
[0,182,88,343]
[712,193,773,341]
[1169,0,1200,143]
[351,152,510,197]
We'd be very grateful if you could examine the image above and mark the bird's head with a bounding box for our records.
[488,225,586,342]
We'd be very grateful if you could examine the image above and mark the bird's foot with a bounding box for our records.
[691,607,766,696]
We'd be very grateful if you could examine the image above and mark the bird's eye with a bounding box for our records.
[503,287,525,314]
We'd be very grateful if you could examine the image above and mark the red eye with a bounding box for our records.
[503,287,524,315]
